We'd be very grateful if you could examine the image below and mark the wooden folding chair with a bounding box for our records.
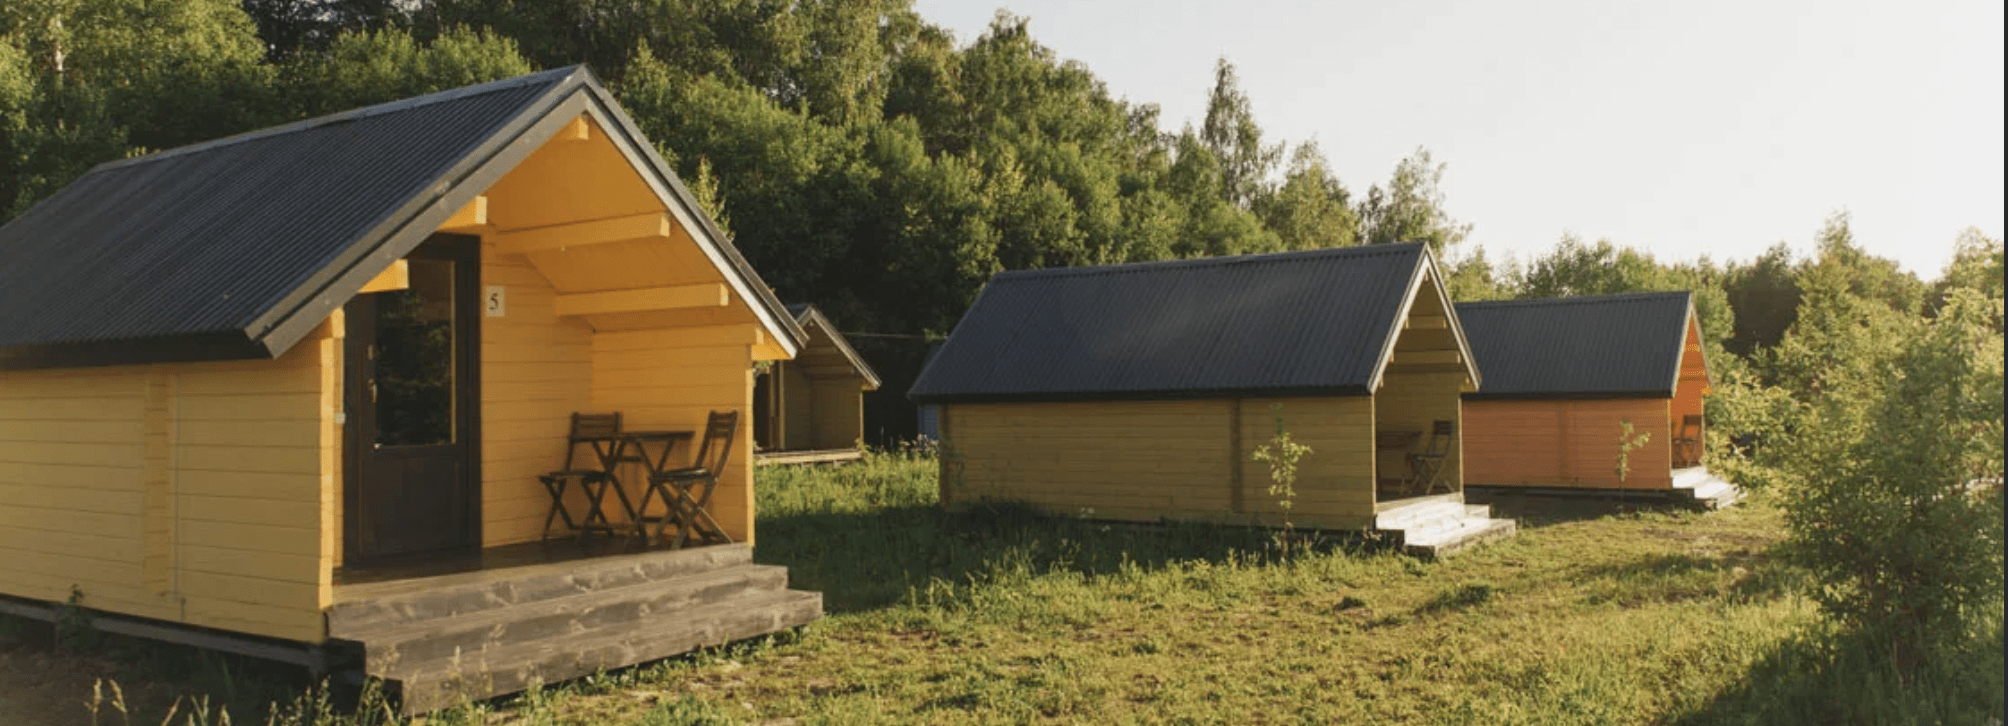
[1672,414,1704,468]
[1407,419,1457,495]
[641,410,739,549]
[538,412,624,541]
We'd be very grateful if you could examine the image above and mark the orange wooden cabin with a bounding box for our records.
[1456,292,1713,491]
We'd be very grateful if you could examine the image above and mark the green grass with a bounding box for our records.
[24,450,2005,725]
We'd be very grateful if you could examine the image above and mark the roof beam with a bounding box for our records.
[357,259,408,294]
[493,212,671,257]
[438,196,488,233]
[802,364,863,379]
[559,116,590,142]
[554,283,727,317]
[1390,350,1462,366]
[1387,363,1470,375]
[1403,315,1449,330]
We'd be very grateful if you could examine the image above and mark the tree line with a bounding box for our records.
[1,0,1474,340]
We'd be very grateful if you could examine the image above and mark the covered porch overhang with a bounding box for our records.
[317,109,821,710]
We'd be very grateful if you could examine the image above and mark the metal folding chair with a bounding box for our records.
[538,412,625,541]
[641,410,739,549]
[1407,419,1457,495]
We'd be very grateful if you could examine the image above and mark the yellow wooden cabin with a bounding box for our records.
[1456,292,1737,506]
[0,67,821,711]
[909,244,1517,554]
[752,304,882,465]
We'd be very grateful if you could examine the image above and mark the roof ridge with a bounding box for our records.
[1457,290,1691,309]
[94,66,588,172]
[993,242,1425,281]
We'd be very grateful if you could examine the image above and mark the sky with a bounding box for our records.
[909,0,2005,277]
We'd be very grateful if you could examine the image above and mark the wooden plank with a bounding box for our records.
[176,445,318,475]
[492,212,669,256]
[555,284,728,316]
[358,259,410,294]
[176,520,320,556]
[438,196,489,233]
[1403,315,1449,330]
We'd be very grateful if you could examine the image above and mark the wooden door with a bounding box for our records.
[344,235,482,563]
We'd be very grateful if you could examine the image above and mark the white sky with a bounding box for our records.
[909,0,2005,278]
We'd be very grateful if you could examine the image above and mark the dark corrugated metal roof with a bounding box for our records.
[0,65,808,370]
[1454,292,1695,400]
[0,69,574,368]
[909,244,1435,403]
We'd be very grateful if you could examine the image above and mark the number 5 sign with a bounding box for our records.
[485,286,506,317]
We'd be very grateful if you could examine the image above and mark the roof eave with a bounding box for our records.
[0,330,270,372]
[911,384,1373,406]
[1463,389,1675,401]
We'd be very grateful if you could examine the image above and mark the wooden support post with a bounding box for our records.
[1229,398,1243,514]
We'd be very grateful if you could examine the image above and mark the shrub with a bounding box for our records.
[1782,289,2005,670]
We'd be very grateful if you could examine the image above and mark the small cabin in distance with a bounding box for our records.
[1456,292,1738,507]
[910,244,1517,556]
[752,304,882,465]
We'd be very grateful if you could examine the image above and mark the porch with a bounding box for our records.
[330,541,821,713]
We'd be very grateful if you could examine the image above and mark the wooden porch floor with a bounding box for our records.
[328,542,821,713]
[754,447,865,466]
[334,537,670,591]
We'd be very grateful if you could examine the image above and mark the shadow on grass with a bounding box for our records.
[1468,489,1708,528]
[1573,548,1806,608]
[753,501,1374,613]
[1673,621,2005,726]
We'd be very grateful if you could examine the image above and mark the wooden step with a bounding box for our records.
[396,588,823,713]
[358,564,791,677]
[331,544,754,635]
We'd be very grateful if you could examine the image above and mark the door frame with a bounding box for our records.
[341,233,484,566]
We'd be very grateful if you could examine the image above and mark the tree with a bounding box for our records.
[1254,141,1357,250]
[1358,146,1470,253]
[1,0,272,215]
[1198,57,1279,210]
[1720,242,1802,357]
[1441,246,1511,301]
[283,26,533,116]
[1933,227,2004,324]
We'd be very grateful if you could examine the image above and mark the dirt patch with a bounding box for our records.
[0,639,166,726]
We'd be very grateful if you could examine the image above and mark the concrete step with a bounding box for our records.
[1400,517,1518,558]
[359,564,791,678]
[1671,466,1713,489]
[331,544,754,635]
[1374,499,1467,530]
[1464,504,1492,519]
[395,588,823,713]
[1670,467,1743,510]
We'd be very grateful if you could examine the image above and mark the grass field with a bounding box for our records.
[1,450,1999,725]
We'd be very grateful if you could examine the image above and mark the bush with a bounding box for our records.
[1782,289,2005,669]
